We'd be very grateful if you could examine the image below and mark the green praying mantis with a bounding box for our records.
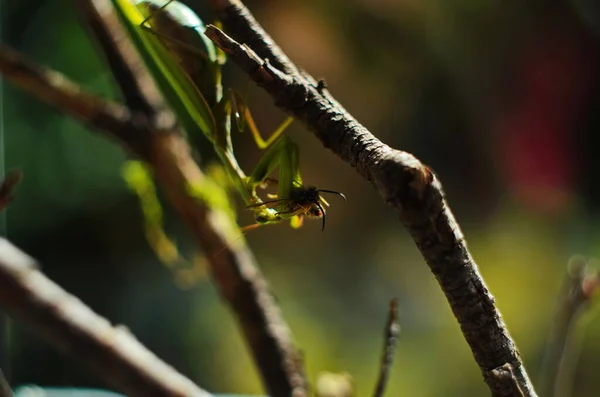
[115,0,345,233]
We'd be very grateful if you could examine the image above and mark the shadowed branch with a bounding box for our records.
[0,238,210,397]
[203,9,537,395]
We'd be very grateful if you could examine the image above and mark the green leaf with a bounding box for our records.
[111,0,216,140]
[138,0,218,63]
[122,160,184,265]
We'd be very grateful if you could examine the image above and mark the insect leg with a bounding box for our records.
[229,90,294,149]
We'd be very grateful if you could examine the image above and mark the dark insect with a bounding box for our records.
[248,185,346,231]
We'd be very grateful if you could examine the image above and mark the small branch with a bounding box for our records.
[0,238,210,397]
[209,0,299,77]
[204,19,537,397]
[0,45,139,153]
[485,364,525,397]
[539,256,600,397]
[0,170,22,214]
[373,299,400,397]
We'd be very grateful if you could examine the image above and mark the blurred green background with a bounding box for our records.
[3,0,600,395]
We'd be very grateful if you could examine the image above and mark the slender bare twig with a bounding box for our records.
[203,15,537,396]
[539,256,600,397]
[373,299,400,397]
[0,238,210,397]
[0,170,21,214]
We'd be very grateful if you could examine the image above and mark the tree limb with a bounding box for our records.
[203,13,538,396]
[0,238,210,397]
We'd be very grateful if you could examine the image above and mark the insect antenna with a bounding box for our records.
[316,201,326,231]
[317,190,347,201]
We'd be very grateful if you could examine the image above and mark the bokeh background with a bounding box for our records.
[3,0,600,395]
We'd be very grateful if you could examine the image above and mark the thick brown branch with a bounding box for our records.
[146,132,307,397]
[204,23,537,397]
[0,238,210,397]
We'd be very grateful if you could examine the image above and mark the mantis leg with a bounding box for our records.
[209,97,255,205]
[248,135,302,210]
[211,91,296,207]
[229,90,294,150]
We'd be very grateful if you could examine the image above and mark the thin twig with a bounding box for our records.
[77,1,307,396]
[203,16,537,396]
[0,170,22,214]
[539,256,600,397]
[373,299,400,397]
[0,238,210,397]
